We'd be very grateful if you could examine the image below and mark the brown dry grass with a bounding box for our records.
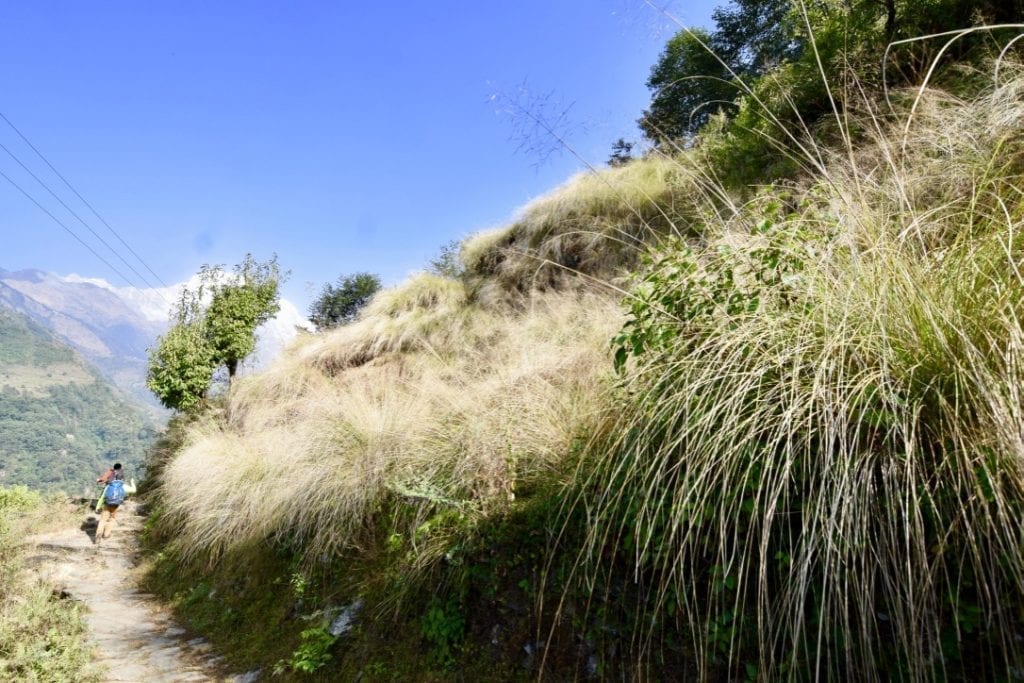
[158,282,621,566]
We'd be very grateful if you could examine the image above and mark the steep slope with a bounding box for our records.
[137,160,684,676]
[0,306,155,491]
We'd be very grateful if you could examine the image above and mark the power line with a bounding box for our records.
[0,167,137,288]
[0,139,159,291]
[0,110,171,289]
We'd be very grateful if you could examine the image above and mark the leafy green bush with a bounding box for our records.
[287,626,337,674]
[0,485,41,515]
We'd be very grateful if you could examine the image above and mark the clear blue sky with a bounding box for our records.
[0,1,716,309]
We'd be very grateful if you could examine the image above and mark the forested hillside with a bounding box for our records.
[139,1,1024,680]
[0,307,154,491]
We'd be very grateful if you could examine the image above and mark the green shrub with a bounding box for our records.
[420,596,465,668]
[288,626,337,674]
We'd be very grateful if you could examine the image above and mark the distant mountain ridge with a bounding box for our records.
[0,268,312,413]
[0,268,164,410]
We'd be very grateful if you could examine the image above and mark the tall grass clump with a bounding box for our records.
[155,280,621,569]
[569,70,1024,680]
[464,154,710,299]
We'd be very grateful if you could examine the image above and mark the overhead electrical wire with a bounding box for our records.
[0,110,172,291]
[0,166,137,288]
[0,139,159,291]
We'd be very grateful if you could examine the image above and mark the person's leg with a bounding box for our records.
[102,505,119,538]
[96,506,111,541]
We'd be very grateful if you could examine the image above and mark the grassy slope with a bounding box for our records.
[141,71,1024,679]
[141,281,624,679]
[0,363,94,395]
[575,79,1024,679]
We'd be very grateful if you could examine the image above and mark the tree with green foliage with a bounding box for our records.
[148,255,282,412]
[428,241,465,279]
[710,0,799,75]
[639,28,739,142]
[147,283,216,413]
[204,255,283,379]
[309,272,381,329]
[639,0,1023,151]
[607,138,635,167]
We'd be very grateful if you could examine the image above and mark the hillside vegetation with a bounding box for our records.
[141,14,1024,683]
[0,486,97,680]
[0,308,155,492]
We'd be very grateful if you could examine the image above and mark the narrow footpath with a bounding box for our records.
[27,501,255,683]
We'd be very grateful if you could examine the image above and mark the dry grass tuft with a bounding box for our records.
[158,285,621,567]
[297,273,472,374]
[464,154,709,297]
[568,72,1024,679]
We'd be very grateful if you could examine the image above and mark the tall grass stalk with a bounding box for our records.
[566,67,1024,679]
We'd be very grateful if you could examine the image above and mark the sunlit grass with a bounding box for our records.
[146,38,1024,678]
[157,287,621,568]
[565,69,1024,679]
[0,488,99,682]
[463,153,711,301]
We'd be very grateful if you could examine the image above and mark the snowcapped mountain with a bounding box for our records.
[0,268,312,412]
[61,271,313,374]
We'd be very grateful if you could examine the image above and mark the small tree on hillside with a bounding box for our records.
[608,138,634,167]
[309,272,381,329]
[429,240,465,279]
[204,255,283,380]
[147,254,283,411]
[147,287,217,412]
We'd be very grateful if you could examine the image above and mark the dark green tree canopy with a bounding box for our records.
[711,0,798,74]
[309,272,381,329]
[608,138,635,167]
[638,0,1023,147]
[638,28,740,142]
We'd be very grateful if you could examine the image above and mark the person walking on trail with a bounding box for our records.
[95,462,126,544]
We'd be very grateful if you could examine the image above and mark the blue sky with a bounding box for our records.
[0,1,716,309]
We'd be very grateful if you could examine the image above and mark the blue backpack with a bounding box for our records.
[105,479,126,506]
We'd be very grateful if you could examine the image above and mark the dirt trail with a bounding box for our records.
[27,501,255,683]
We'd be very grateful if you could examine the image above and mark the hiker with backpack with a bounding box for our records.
[95,462,127,544]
